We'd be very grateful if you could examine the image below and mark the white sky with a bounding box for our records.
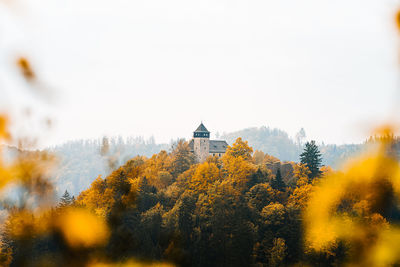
[1,0,400,147]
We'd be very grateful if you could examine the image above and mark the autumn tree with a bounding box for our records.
[287,164,313,209]
[300,140,322,180]
[170,140,195,177]
[187,161,221,194]
[269,238,287,267]
[224,137,253,160]
[222,138,256,190]
[144,150,172,189]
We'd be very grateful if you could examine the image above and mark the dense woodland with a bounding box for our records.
[0,137,345,266]
[50,126,362,196]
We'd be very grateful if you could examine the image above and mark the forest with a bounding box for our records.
[2,129,399,267]
[1,0,399,265]
[48,126,362,196]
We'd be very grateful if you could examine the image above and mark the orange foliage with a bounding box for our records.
[55,208,110,248]
[143,151,172,189]
[222,138,256,190]
[395,10,400,33]
[304,134,400,266]
[287,164,313,209]
[187,161,221,194]
[224,137,253,161]
[77,176,115,217]
[16,57,35,81]
[0,115,10,140]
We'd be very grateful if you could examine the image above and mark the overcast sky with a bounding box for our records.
[1,0,399,147]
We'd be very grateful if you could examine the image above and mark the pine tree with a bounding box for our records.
[300,140,322,180]
[271,168,286,191]
[59,190,73,208]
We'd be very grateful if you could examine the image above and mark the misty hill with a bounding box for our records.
[220,126,363,167]
[48,137,168,196]
[48,127,363,196]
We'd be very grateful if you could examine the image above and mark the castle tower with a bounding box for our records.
[193,122,210,162]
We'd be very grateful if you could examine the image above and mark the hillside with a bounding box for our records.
[0,138,327,266]
[47,127,362,196]
[3,136,384,266]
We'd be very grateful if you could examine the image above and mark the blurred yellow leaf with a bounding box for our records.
[56,208,110,248]
[396,10,400,33]
[304,130,400,266]
[0,115,10,141]
[16,57,35,81]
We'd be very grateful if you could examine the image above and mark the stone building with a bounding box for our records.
[189,123,228,162]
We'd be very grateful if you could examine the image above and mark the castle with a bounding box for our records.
[189,123,228,162]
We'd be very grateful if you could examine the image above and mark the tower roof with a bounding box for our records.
[194,122,210,133]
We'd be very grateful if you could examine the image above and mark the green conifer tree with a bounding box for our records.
[271,168,286,191]
[300,140,322,180]
[59,190,73,208]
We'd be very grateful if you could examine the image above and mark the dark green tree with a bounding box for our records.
[300,141,322,179]
[58,190,74,208]
[271,169,286,191]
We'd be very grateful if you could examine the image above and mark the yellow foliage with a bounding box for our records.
[261,202,285,225]
[0,115,56,200]
[223,155,256,190]
[224,137,253,161]
[6,210,54,239]
[6,210,37,239]
[0,165,14,190]
[293,163,311,186]
[304,137,400,266]
[221,138,256,190]
[396,10,400,33]
[320,165,333,176]
[55,208,110,248]
[77,176,115,216]
[0,115,16,190]
[288,183,313,209]
[16,57,35,81]
[0,115,10,140]
[143,151,172,188]
[188,161,221,194]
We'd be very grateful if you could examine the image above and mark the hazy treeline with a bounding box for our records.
[47,127,363,197]
[48,137,168,196]
[220,126,363,167]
